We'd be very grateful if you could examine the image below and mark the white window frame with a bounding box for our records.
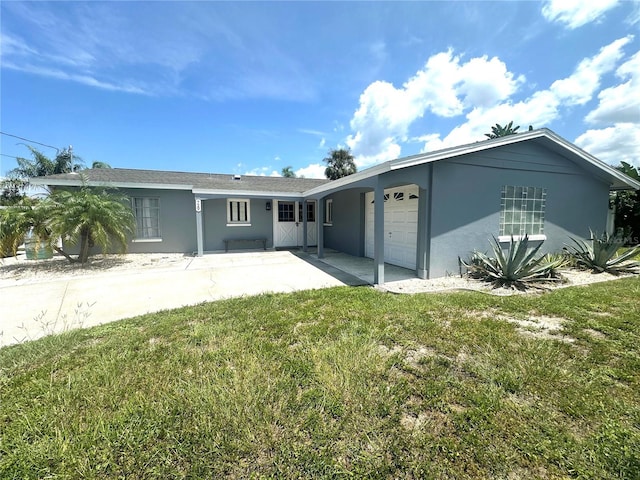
[227,198,251,226]
[324,199,333,225]
[498,185,547,242]
[131,197,162,242]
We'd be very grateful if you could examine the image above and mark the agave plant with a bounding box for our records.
[461,235,564,290]
[564,230,640,275]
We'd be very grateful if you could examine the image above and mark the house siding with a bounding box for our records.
[323,189,366,257]
[123,188,198,254]
[203,198,274,251]
[427,143,610,278]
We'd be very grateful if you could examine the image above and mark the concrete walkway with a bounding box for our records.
[1,251,371,348]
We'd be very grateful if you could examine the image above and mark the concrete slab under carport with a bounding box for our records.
[308,249,418,285]
[1,250,375,348]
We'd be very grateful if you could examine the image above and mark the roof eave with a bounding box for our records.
[192,188,306,197]
[303,162,392,196]
[30,177,193,190]
[539,129,640,191]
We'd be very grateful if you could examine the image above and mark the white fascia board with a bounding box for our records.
[303,163,391,196]
[541,130,640,190]
[391,128,640,191]
[29,178,193,190]
[192,189,305,198]
[303,131,547,197]
[390,130,548,171]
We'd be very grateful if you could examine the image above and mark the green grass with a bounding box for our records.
[2,279,640,479]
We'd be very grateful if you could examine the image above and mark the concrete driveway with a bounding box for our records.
[0,251,367,348]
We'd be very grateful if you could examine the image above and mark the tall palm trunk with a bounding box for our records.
[79,227,91,265]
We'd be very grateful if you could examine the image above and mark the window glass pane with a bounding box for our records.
[505,185,514,197]
[325,199,333,223]
[133,197,160,238]
[227,199,250,223]
[306,203,316,222]
[499,186,546,237]
[278,202,295,222]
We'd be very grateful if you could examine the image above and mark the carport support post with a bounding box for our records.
[373,182,385,285]
[195,197,204,256]
[302,200,308,252]
[317,198,324,259]
[416,186,430,279]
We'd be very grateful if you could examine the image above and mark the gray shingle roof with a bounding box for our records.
[32,168,329,193]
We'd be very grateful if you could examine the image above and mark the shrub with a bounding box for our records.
[461,235,565,290]
[0,198,54,258]
[564,230,640,275]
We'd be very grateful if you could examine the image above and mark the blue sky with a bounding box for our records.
[1,0,639,179]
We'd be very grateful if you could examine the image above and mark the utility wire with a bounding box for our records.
[0,131,60,152]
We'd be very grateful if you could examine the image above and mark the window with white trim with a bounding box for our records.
[499,186,546,238]
[132,197,161,240]
[227,199,250,225]
[325,199,333,224]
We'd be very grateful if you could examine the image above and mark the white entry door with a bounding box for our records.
[365,185,419,269]
[274,200,317,248]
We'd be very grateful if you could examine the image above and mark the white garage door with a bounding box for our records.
[365,185,418,270]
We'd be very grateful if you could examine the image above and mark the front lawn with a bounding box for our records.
[1,278,639,478]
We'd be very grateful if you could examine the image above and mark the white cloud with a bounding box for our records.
[244,167,279,177]
[2,2,316,101]
[413,37,634,155]
[296,163,325,179]
[629,1,640,25]
[550,36,633,105]
[575,123,640,167]
[346,49,523,166]
[318,138,326,149]
[586,50,640,124]
[541,0,620,29]
[2,60,150,95]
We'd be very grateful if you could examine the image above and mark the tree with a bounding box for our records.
[0,197,53,257]
[9,145,83,178]
[48,182,134,264]
[281,166,295,178]
[323,148,357,180]
[1,145,84,203]
[0,180,134,264]
[91,161,112,169]
[484,121,521,139]
[612,162,640,243]
[0,178,28,206]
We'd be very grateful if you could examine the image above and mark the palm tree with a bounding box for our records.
[484,121,521,139]
[1,146,84,203]
[281,166,295,178]
[323,148,357,180]
[49,182,134,264]
[91,161,112,169]
[9,145,82,178]
[1,182,135,263]
[0,197,54,257]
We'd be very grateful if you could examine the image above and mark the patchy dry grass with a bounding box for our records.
[1,278,640,478]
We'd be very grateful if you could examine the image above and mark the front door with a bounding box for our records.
[274,200,317,248]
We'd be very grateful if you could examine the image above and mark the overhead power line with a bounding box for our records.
[0,131,60,152]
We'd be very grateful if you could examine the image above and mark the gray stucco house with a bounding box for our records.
[34,128,640,284]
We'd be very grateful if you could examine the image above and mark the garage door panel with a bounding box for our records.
[365,186,419,270]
